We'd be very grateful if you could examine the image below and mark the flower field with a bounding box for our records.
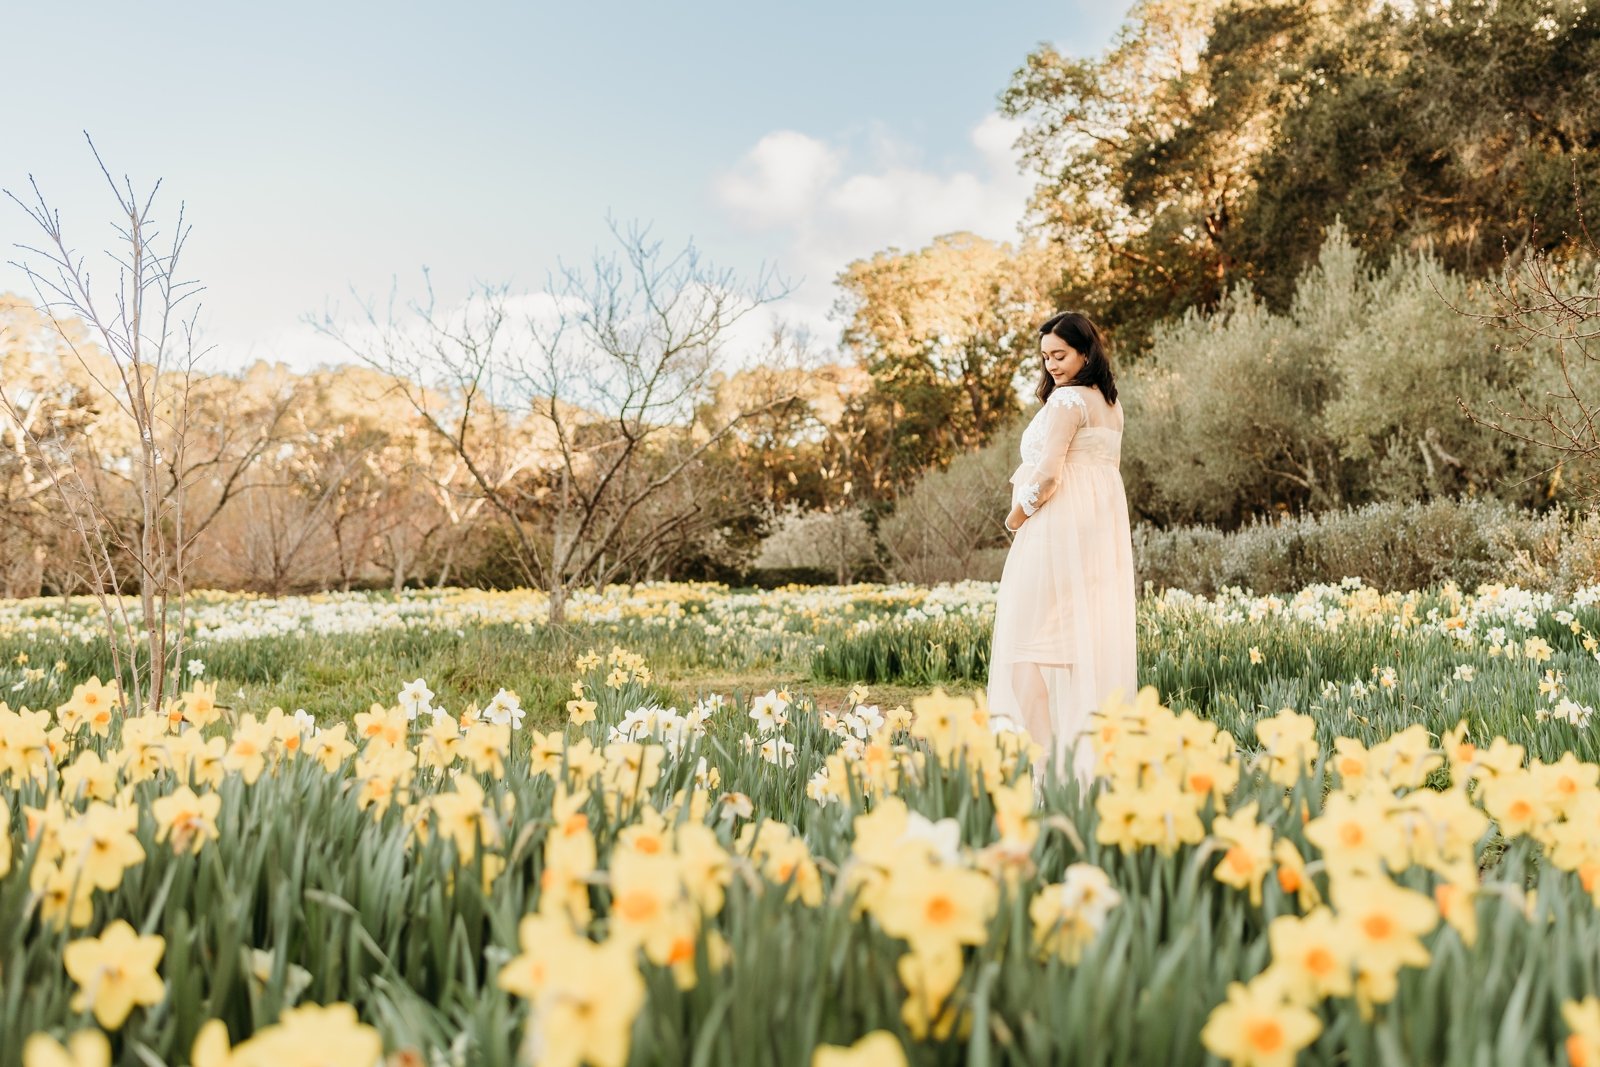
[3,578,1600,1066]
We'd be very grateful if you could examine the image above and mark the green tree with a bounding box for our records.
[834,232,1059,489]
[1239,0,1600,307]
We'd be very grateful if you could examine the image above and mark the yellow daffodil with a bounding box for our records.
[1213,802,1274,905]
[22,1031,109,1067]
[63,919,166,1029]
[897,941,964,1041]
[182,680,221,730]
[227,1002,381,1066]
[305,723,356,773]
[875,855,995,951]
[1304,792,1407,877]
[152,786,222,855]
[1562,997,1600,1067]
[1331,873,1438,1011]
[1265,907,1352,1003]
[57,802,144,892]
[1200,976,1322,1067]
[1029,863,1121,964]
[812,1031,909,1067]
[524,935,645,1067]
[60,750,118,803]
[1254,708,1319,789]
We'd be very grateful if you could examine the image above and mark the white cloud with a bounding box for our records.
[712,130,844,230]
[710,113,1034,357]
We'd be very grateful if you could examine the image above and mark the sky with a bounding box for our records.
[3,1,1129,373]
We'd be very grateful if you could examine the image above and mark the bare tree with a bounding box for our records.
[0,136,286,711]
[314,216,815,621]
[1457,205,1600,504]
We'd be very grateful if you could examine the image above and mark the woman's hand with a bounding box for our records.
[1005,504,1027,533]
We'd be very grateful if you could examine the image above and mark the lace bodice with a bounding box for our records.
[1012,386,1122,509]
[1019,388,1087,466]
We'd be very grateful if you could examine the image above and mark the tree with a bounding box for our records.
[1002,0,1600,345]
[834,231,1060,488]
[1,140,290,711]
[1458,217,1600,504]
[1001,0,1347,343]
[1240,0,1600,306]
[0,295,98,596]
[314,217,812,621]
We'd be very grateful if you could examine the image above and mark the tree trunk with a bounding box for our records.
[435,537,458,589]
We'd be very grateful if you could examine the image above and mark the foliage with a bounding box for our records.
[1121,227,1568,526]
[877,417,1023,585]
[1133,498,1600,599]
[753,503,881,586]
[832,233,1062,488]
[1003,0,1600,347]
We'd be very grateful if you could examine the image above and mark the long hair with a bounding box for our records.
[1035,311,1117,406]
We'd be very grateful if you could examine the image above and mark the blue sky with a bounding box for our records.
[3,1,1128,370]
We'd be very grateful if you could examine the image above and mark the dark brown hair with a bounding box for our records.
[1036,311,1117,406]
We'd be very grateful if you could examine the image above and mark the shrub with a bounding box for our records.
[1135,497,1600,596]
[751,503,880,584]
[879,417,1023,583]
[1122,224,1567,528]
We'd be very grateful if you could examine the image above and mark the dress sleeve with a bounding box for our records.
[1017,388,1087,515]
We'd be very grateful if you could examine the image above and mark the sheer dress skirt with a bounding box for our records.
[986,455,1137,789]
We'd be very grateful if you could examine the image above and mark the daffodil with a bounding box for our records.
[812,1031,909,1067]
[57,802,144,892]
[1271,838,1319,910]
[60,677,119,737]
[523,935,645,1067]
[63,919,166,1029]
[60,750,118,803]
[897,941,964,1040]
[1331,873,1438,1011]
[226,1002,382,1066]
[1562,997,1600,1067]
[1212,802,1274,905]
[1481,769,1552,839]
[1254,708,1319,789]
[21,1031,109,1067]
[1265,907,1352,1003]
[1304,791,1407,877]
[152,786,222,855]
[460,722,510,777]
[305,722,356,773]
[182,679,221,729]
[1200,976,1322,1067]
[1029,863,1121,964]
[875,855,995,951]
[223,715,276,785]
[1433,879,1479,947]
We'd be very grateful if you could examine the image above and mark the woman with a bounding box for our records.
[987,311,1136,793]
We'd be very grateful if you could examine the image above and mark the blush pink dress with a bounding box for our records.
[986,384,1137,791]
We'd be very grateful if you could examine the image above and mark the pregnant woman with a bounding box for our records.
[987,311,1136,793]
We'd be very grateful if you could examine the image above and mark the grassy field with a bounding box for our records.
[3,578,1600,1066]
[5,578,1597,761]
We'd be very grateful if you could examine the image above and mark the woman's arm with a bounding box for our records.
[1006,389,1087,531]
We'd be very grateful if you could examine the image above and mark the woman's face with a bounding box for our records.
[1041,334,1084,385]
